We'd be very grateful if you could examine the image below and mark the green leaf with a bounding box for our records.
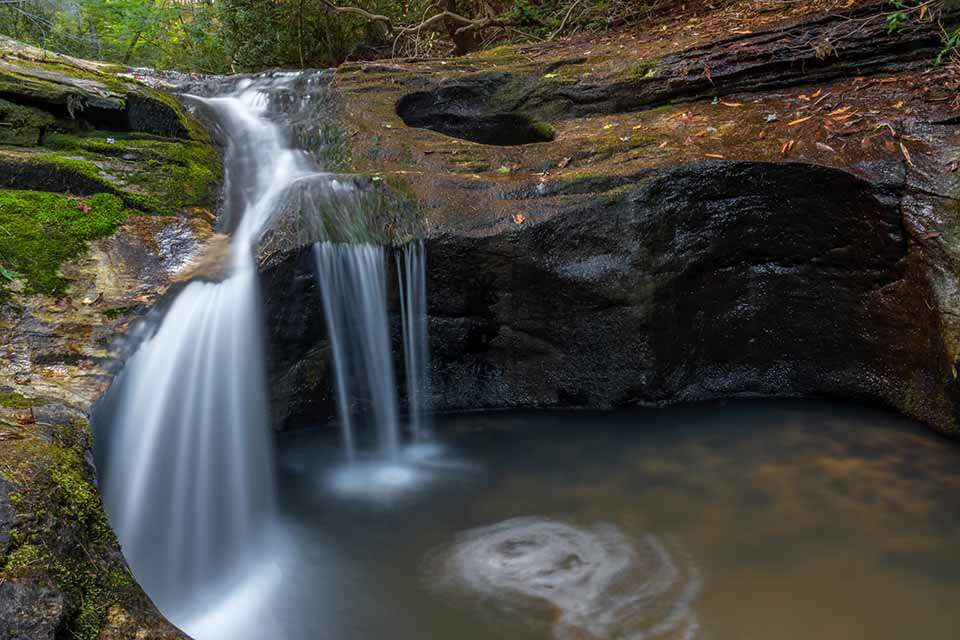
[0,265,20,281]
[497,166,511,174]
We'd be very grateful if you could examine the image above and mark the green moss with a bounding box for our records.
[470,45,519,62]
[0,99,56,145]
[2,543,41,573]
[0,391,33,408]
[0,190,132,294]
[0,419,123,640]
[43,131,221,213]
[102,305,132,319]
[530,120,556,141]
[624,59,659,81]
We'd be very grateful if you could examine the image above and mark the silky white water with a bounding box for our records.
[313,239,433,462]
[95,73,316,625]
[313,242,402,461]
[397,240,432,441]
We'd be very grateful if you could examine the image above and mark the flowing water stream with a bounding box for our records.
[93,74,315,616]
[91,70,960,640]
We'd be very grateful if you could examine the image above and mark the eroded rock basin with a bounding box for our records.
[129,400,960,640]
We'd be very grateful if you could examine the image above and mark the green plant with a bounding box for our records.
[887,0,908,33]
[938,27,960,64]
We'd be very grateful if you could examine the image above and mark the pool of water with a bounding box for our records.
[167,401,960,639]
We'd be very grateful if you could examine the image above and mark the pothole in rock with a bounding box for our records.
[396,90,554,146]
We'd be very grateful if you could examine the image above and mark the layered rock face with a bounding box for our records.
[265,0,960,436]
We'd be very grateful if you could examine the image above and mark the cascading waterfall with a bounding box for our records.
[313,238,436,499]
[313,242,401,461]
[397,239,432,441]
[94,74,316,622]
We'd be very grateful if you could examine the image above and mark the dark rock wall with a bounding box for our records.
[264,161,960,434]
[427,162,956,423]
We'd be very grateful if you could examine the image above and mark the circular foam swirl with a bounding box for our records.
[426,517,701,640]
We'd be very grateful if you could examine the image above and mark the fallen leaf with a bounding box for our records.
[658,141,669,148]
[557,156,571,169]
[811,88,823,98]
[781,139,796,155]
[816,142,837,153]
[720,101,743,108]
[632,124,644,130]
[703,65,713,83]
[900,142,914,167]
[788,115,814,126]
[705,153,725,159]
[543,73,558,79]
[602,123,616,130]
[497,166,511,174]
[827,106,851,116]
[512,213,526,225]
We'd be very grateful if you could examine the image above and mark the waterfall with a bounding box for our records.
[313,239,432,462]
[397,240,432,441]
[94,74,316,620]
[313,242,401,461]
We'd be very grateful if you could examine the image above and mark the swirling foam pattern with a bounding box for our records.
[426,517,701,640]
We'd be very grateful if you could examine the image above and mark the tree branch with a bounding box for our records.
[318,1,518,40]
[318,1,396,33]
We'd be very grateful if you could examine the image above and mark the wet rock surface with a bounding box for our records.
[0,580,65,640]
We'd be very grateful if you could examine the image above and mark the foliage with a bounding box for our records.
[939,25,960,64]
[1,0,955,76]
[0,0,682,71]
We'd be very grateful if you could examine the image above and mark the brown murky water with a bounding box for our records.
[229,401,960,640]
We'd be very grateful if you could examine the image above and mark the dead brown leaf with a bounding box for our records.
[788,115,814,126]
[900,142,914,167]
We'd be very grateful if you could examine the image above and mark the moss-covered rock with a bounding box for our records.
[0,99,56,146]
[0,191,133,295]
[0,419,186,639]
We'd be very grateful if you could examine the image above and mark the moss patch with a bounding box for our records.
[624,59,659,81]
[0,190,132,294]
[0,419,127,640]
[0,99,56,146]
[0,391,33,409]
[42,131,221,213]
